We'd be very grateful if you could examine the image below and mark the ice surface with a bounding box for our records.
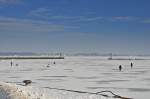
[0,81,114,99]
[0,56,150,99]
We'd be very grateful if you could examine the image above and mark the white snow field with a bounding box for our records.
[0,56,150,99]
[0,81,117,99]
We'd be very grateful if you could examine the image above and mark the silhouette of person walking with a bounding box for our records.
[131,62,133,69]
[119,65,122,71]
[10,61,13,67]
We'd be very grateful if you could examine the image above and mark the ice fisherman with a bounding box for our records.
[119,65,122,71]
[131,62,133,69]
[10,61,13,67]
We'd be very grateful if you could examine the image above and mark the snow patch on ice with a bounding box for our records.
[0,82,46,99]
[0,81,111,99]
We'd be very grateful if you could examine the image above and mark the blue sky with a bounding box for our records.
[0,0,150,54]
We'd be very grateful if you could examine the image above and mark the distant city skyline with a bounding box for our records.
[0,0,150,54]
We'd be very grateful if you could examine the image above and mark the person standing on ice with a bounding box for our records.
[10,61,13,67]
[131,62,133,69]
[119,65,122,71]
[53,61,56,64]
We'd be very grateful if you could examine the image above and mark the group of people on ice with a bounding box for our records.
[119,62,133,71]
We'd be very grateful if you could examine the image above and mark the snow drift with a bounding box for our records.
[0,81,121,99]
[0,82,47,99]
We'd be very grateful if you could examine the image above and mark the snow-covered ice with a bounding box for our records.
[0,81,114,99]
[0,56,150,99]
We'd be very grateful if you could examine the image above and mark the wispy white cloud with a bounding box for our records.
[0,0,22,4]
[29,7,78,20]
[77,16,132,23]
[0,16,64,34]
[142,19,150,23]
[63,25,80,29]
[29,8,51,18]
[110,16,137,22]
[77,16,103,22]
[29,8,140,24]
[29,8,104,23]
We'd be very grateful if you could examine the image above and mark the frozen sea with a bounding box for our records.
[0,56,150,99]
